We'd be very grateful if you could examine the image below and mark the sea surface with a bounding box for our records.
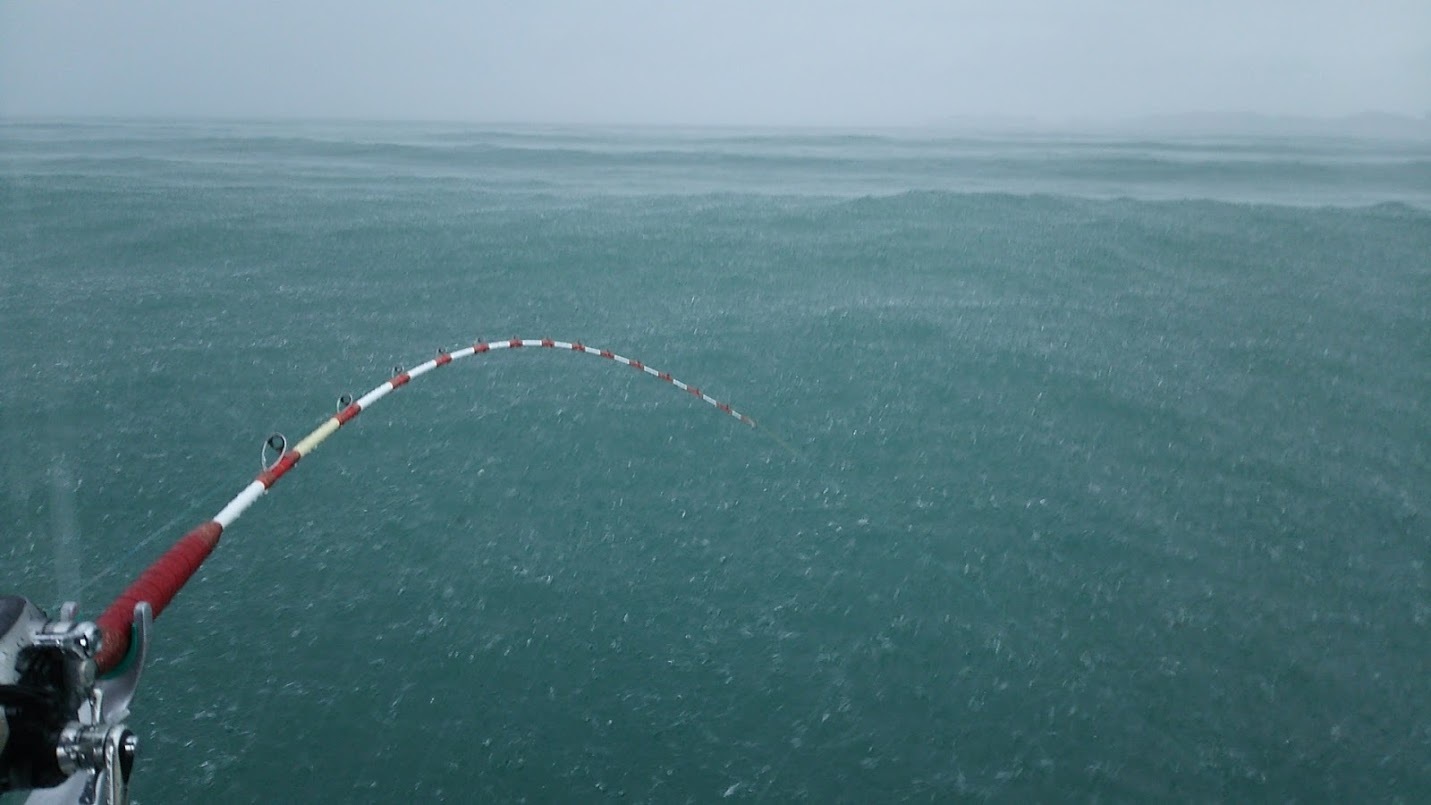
[1,120,1427,802]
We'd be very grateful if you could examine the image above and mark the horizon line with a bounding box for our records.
[3,110,1430,136]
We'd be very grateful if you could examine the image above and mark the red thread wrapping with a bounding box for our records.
[94,521,223,673]
[256,451,301,488]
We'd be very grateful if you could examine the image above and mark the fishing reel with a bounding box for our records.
[0,596,150,805]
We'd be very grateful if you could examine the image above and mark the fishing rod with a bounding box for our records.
[0,338,758,804]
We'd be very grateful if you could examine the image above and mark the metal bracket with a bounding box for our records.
[97,603,151,726]
[24,603,150,805]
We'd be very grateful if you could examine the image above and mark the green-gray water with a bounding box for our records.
[2,121,1428,802]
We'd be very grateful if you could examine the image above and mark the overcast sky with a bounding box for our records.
[2,1,1427,126]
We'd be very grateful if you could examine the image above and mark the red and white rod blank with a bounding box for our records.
[93,338,754,672]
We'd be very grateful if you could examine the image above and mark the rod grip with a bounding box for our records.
[94,521,223,673]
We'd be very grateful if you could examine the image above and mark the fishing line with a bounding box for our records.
[750,418,809,464]
[73,503,212,600]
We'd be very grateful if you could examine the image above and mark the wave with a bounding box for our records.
[5,121,1429,208]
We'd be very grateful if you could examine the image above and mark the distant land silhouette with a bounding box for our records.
[928,111,1431,139]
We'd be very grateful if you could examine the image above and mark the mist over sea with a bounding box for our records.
[2,120,1427,802]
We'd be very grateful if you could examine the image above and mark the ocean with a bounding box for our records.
[1,120,1427,802]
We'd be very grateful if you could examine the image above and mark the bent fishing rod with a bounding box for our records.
[0,338,758,804]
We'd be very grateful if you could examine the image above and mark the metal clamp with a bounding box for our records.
[8,601,151,805]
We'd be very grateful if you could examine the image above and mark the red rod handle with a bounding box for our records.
[94,521,224,673]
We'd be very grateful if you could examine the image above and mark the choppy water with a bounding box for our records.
[1,121,1427,802]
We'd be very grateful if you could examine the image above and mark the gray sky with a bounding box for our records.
[2,0,1427,126]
